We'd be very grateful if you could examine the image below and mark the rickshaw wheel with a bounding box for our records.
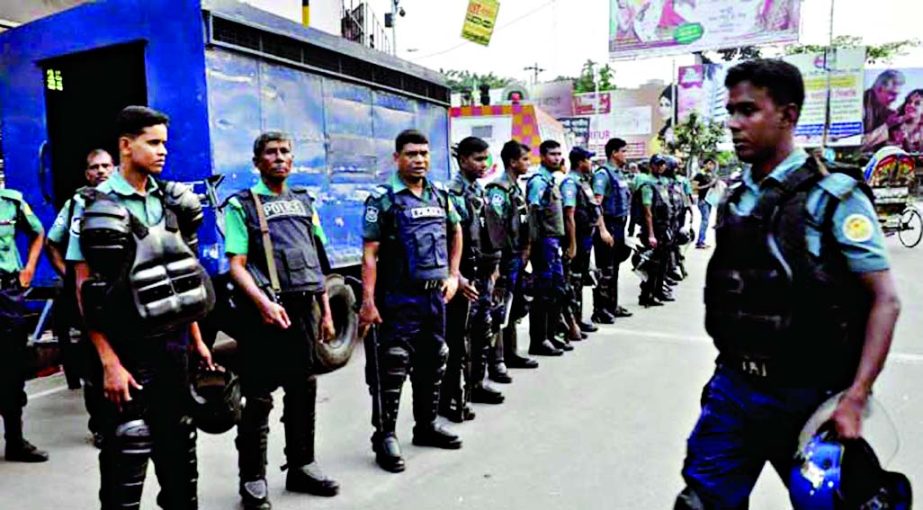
[898,206,923,248]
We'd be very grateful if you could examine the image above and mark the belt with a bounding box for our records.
[411,279,443,291]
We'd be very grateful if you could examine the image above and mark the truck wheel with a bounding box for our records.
[314,274,359,374]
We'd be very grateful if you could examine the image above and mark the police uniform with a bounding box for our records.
[484,171,537,372]
[362,172,461,468]
[0,189,46,461]
[67,171,210,509]
[676,150,890,509]
[561,169,601,329]
[591,163,632,320]
[442,171,504,416]
[224,179,338,504]
[665,172,688,283]
[632,171,673,305]
[526,166,566,356]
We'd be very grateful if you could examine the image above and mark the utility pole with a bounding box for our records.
[524,63,545,86]
[820,0,836,149]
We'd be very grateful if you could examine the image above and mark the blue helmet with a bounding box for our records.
[790,427,912,509]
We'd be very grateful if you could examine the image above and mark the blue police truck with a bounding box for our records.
[0,0,452,371]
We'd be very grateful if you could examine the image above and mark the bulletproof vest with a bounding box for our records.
[237,187,325,294]
[448,175,502,275]
[598,166,631,218]
[704,158,871,387]
[485,177,529,255]
[636,178,672,238]
[569,174,601,236]
[79,189,214,334]
[528,172,565,239]
[160,181,204,254]
[668,178,686,224]
[379,184,450,285]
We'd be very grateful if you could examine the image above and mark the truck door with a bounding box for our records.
[40,43,147,208]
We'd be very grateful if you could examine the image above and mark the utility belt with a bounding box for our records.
[402,279,444,291]
[0,271,19,291]
[718,353,842,389]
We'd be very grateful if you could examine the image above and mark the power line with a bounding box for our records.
[414,0,557,60]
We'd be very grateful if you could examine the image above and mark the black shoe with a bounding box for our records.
[529,340,564,356]
[639,298,664,307]
[489,365,513,384]
[664,278,678,287]
[655,294,676,302]
[470,384,505,404]
[412,423,462,450]
[506,355,539,369]
[373,432,405,473]
[5,440,49,463]
[580,332,589,340]
[286,462,340,497]
[668,269,684,281]
[613,306,633,318]
[578,320,598,333]
[240,479,272,510]
[591,311,615,324]
[549,338,575,352]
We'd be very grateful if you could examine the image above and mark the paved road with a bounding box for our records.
[2,223,921,509]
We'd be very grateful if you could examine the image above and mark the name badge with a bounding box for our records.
[409,207,445,219]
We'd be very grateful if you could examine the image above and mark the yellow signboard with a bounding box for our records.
[461,0,500,46]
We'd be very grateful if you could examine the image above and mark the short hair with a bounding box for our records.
[873,69,905,90]
[252,131,292,160]
[605,138,627,159]
[569,152,587,169]
[116,106,169,137]
[456,136,490,159]
[539,140,561,156]
[500,140,529,167]
[725,59,805,114]
[86,148,111,163]
[395,129,429,153]
[703,157,717,166]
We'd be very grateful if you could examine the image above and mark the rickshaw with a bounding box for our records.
[864,146,922,248]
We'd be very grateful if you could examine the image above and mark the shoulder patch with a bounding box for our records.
[818,173,859,201]
[370,185,390,199]
[490,193,505,208]
[842,213,874,243]
[365,204,380,223]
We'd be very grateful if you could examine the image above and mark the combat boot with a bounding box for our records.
[412,422,462,449]
[488,362,513,384]
[4,439,49,463]
[239,479,272,510]
[470,383,505,404]
[286,462,339,497]
[372,432,405,473]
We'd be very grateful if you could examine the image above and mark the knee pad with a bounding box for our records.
[382,346,410,387]
[434,342,450,376]
[114,418,153,455]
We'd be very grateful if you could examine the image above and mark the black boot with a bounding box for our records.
[469,383,505,404]
[237,396,273,509]
[286,462,339,497]
[489,363,513,384]
[412,422,462,449]
[282,377,339,496]
[502,325,538,368]
[240,479,272,510]
[372,432,405,473]
[3,410,48,463]
[529,300,562,356]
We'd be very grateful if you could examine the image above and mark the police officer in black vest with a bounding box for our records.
[70,106,214,509]
[674,59,901,509]
[359,129,464,473]
[224,132,339,509]
[634,155,673,307]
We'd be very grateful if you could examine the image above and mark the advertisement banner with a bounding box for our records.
[574,92,611,116]
[575,84,667,159]
[461,0,500,46]
[530,80,576,118]
[783,47,866,147]
[559,117,591,148]
[609,0,800,60]
[677,63,729,124]
[863,68,923,153]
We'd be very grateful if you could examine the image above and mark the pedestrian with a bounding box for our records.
[45,148,113,448]
[484,141,539,380]
[358,129,464,473]
[526,140,569,356]
[633,155,672,307]
[441,136,505,424]
[69,106,214,508]
[0,179,46,463]
[692,158,717,249]
[591,138,632,324]
[224,132,339,509]
[674,59,901,509]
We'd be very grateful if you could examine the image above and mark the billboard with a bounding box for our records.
[677,63,729,124]
[863,68,923,153]
[461,0,500,46]
[783,47,866,147]
[574,83,668,159]
[559,117,591,148]
[530,80,576,118]
[609,0,800,60]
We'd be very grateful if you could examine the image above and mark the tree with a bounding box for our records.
[784,36,920,64]
[664,112,727,170]
[573,60,617,94]
[440,69,518,93]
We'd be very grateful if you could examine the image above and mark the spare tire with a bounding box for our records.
[313,274,359,374]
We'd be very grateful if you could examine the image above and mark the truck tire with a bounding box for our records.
[313,274,359,374]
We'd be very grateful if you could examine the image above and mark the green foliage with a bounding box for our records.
[664,112,727,166]
[784,36,920,64]
[573,60,617,94]
[441,69,518,93]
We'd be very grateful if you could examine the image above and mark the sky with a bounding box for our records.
[361,0,923,88]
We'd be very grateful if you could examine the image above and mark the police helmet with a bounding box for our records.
[189,365,241,434]
[615,243,632,263]
[631,247,654,281]
[675,227,695,246]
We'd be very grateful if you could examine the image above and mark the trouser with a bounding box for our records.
[569,233,593,323]
[639,236,667,301]
[697,201,712,246]
[53,294,105,434]
[367,288,448,434]
[675,365,836,510]
[593,216,627,314]
[236,292,319,483]
[468,276,495,385]
[97,338,197,510]
[493,255,525,366]
[0,282,29,446]
[529,237,565,349]
[442,294,471,411]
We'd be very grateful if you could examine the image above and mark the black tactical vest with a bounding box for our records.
[449,174,502,276]
[528,172,565,239]
[485,176,530,255]
[704,158,871,388]
[237,187,325,294]
[635,178,672,239]
[569,173,601,237]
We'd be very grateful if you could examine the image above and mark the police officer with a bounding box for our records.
[562,146,611,336]
[441,137,504,423]
[46,148,113,447]
[359,129,464,473]
[660,157,685,300]
[224,132,339,509]
[591,138,633,323]
[0,181,46,463]
[485,141,539,380]
[526,140,570,356]
[674,59,901,509]
[634,154,672,307]
[69,106,213,508]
